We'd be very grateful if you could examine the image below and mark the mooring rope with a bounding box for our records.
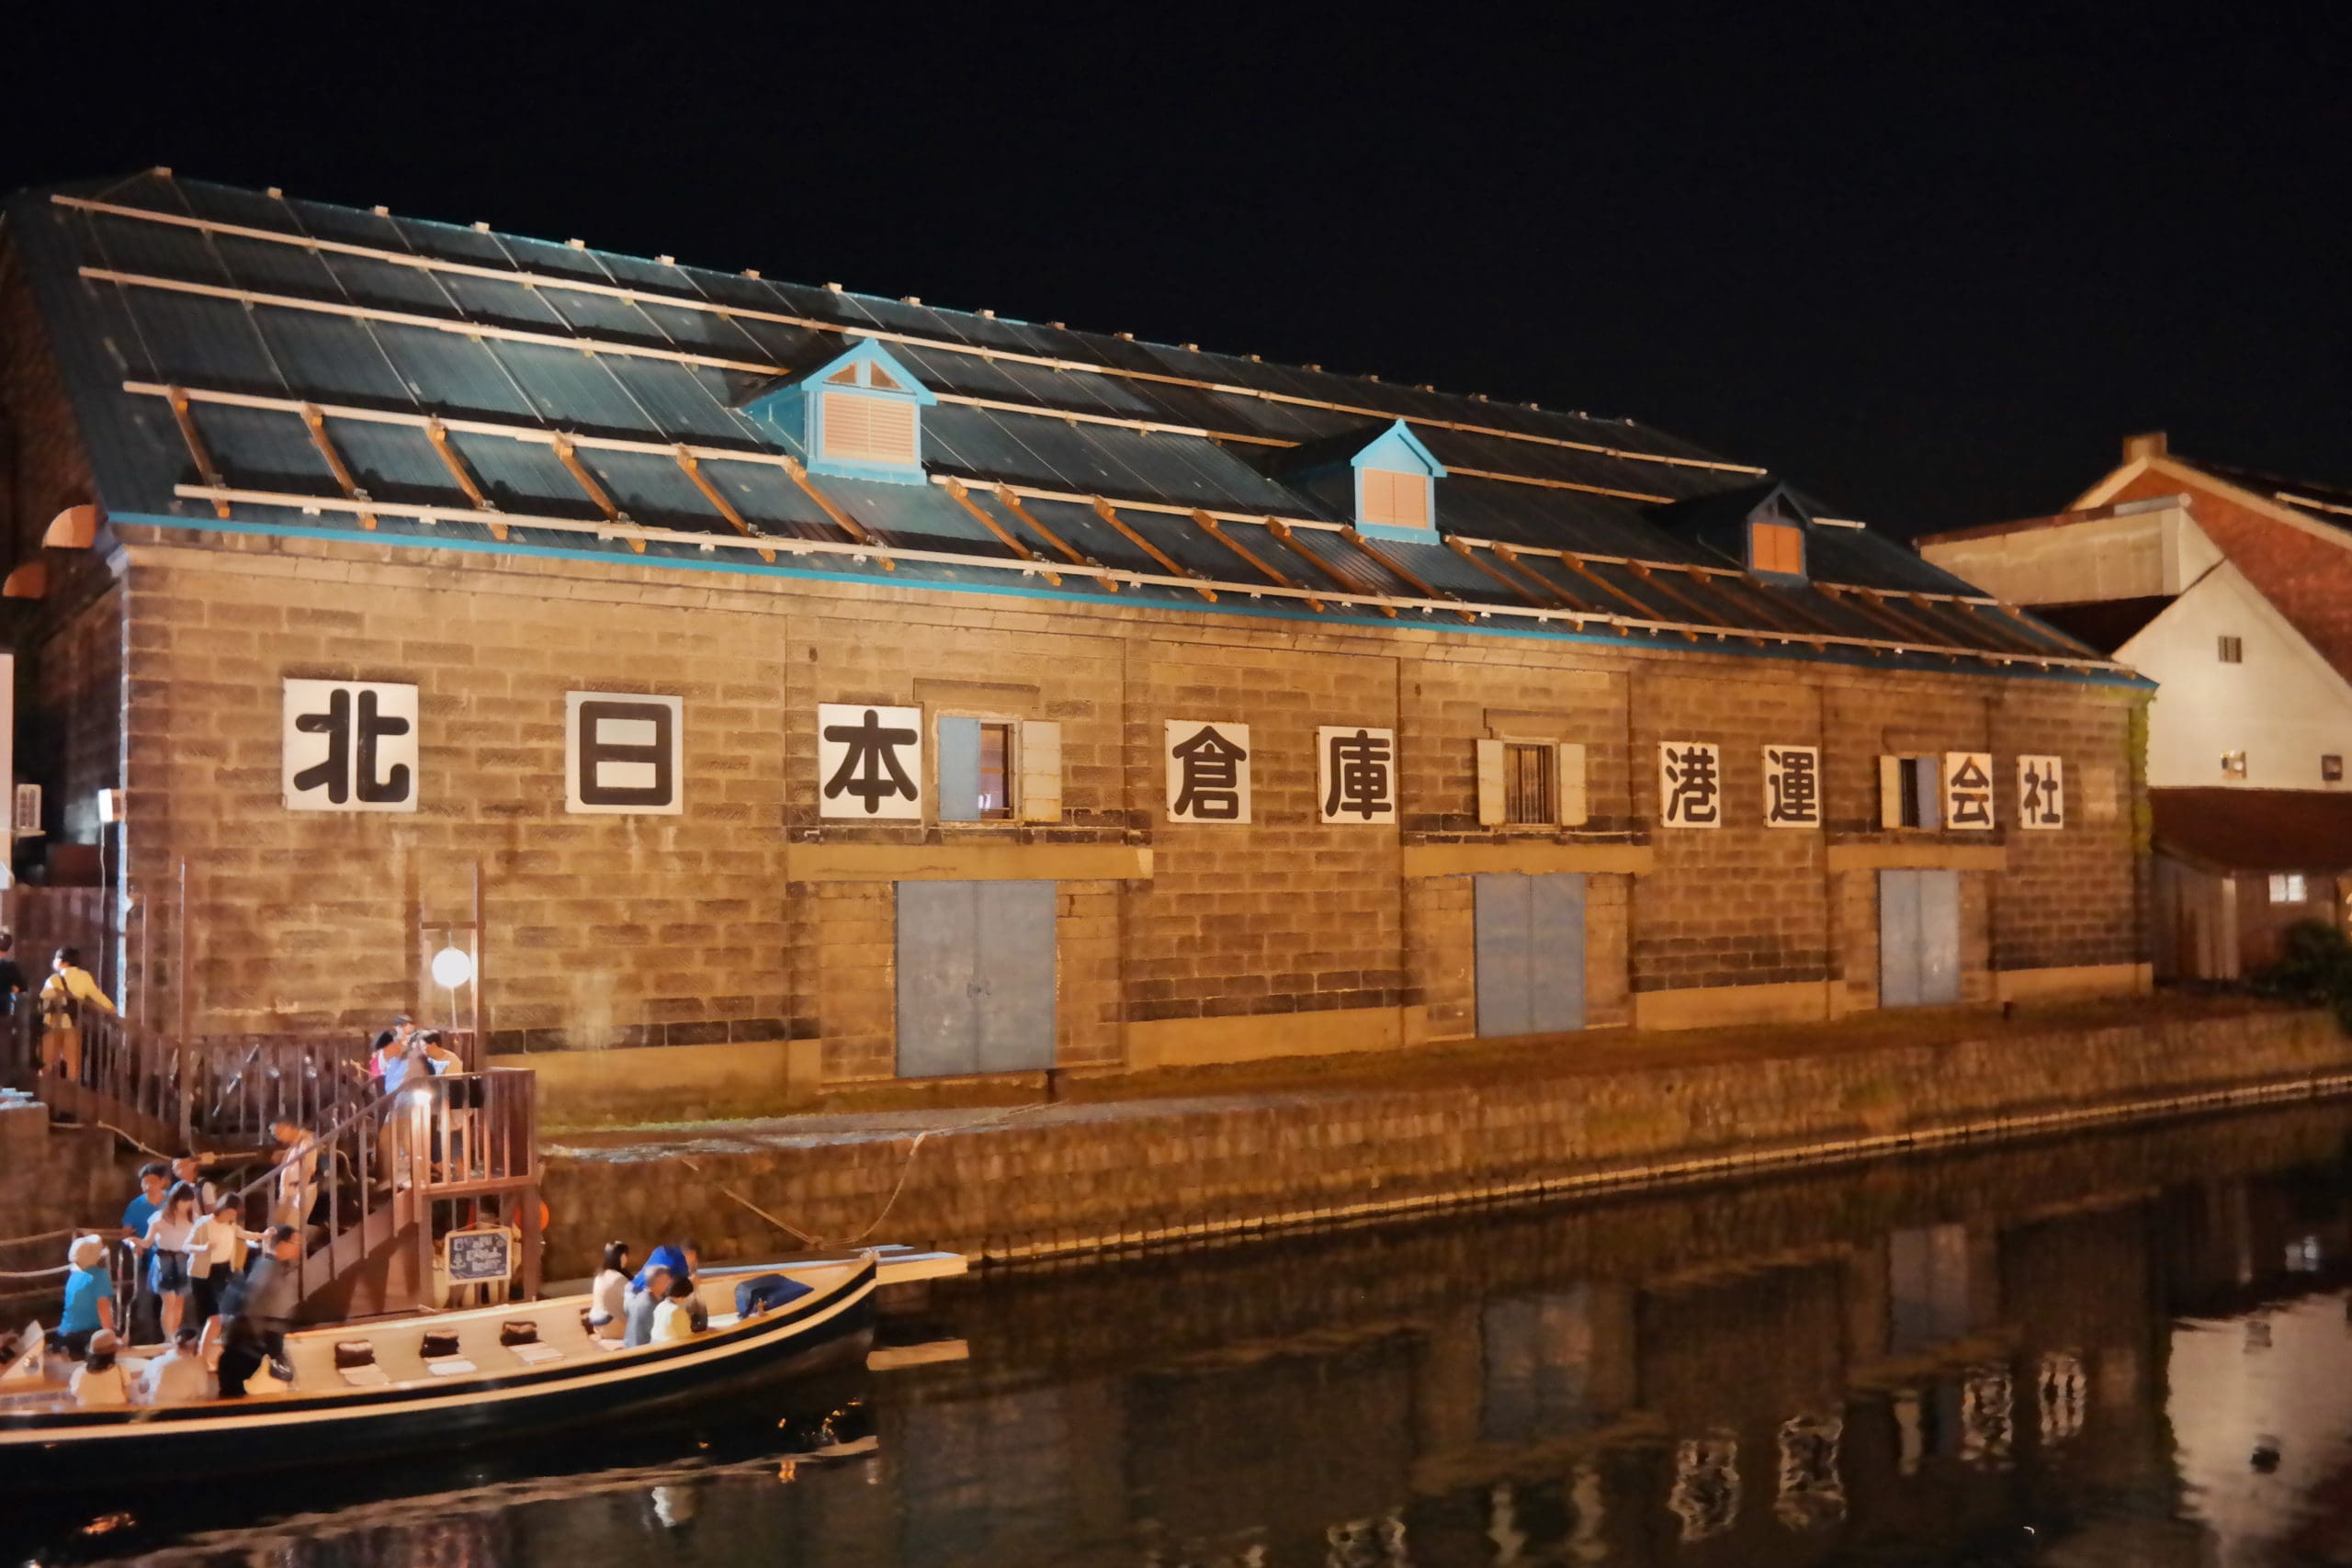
[688,1100,1056,1250]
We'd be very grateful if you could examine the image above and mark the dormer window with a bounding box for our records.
[1349,420,1448,541]
[739,338,935,485]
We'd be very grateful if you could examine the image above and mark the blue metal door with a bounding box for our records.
[975,881,1057,1073]
[1880,870,1961,1008]
[1476,874,1587,1038]
[896,881,1057,1077]
[1879,870,1921,1007]
[1917,870,1962,1005]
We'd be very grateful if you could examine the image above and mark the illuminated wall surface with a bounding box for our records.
[44,1099,2352,1565]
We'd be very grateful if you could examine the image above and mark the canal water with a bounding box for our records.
[22,1097,2352,1566]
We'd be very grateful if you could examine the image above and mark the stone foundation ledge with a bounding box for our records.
[536,1002,2348,1280]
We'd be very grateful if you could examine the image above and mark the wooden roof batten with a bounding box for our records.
[1192,509,1324,611]
[989,485,1121,592]
[299,403,379,531]
[157,479,2128,671]
[58,194,1768,478]
[1091,497,1215,601]
[1266,518,1396,616]
[941,476,1061,586]
[675,446,776,563]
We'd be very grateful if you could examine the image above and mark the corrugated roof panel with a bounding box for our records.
[368,323,540,421]
[570,448,730,533]
[313,248,470,317]
[582,248,688,296]
[176,182,306,239]
[110,287,281,392]
[281,197,413,254]
[528,278,668,345]
[382,215,517,270]
[814,474,1009,556]
[208,230,345,301]
[887,342,1036,405]
[249,310,414,406]
[189,402,332,493]
[492,231,625,289]
[1006,497,1168,578]
[1802,526,1984,596]
[1199,389,1334,444]
[984,357,1163,421]
[688,457,837,539]
[79,206,228,287]
[493,342,663,435]
[437,273,569,332]
[324,418,466,507]
[441,431,594,518]
[596,358,753,445]
[635,300,804,370]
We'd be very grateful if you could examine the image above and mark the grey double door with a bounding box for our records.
[895,880,1056,1077]
[1474,873,1587,1038]
[1878,869,1961,1007]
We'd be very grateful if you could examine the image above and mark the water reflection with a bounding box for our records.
[27,1099,2352,1567]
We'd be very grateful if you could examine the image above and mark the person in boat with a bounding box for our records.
[120,1161,170,1343]
[144,1180,203,1339]
[52,1234,114,1358]
[623,1263,672,1349]
[69,1329,129,1406]
[651,1272,699,1343]
[135,1325,213,1404]
[589,1242,632,1337]
[38,945,117,1080]
[187,1193,263,1330]
[217,1225,300,1398]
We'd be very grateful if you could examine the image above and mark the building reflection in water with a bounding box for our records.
[44,1102,2352,1568]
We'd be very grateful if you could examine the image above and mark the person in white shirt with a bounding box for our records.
[650,1274,699,1344]
[588,1242,632,1337]
[187,1194,262,1331]
[269,1119,321,1230]
[70,1329,129,1407]
[144,1182,203,1339]
[135,1326,213,1404]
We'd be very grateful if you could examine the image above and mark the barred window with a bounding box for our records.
[1503,742,1556,825]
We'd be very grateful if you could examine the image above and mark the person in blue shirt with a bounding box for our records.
[119,1163,169,1345]
[53,1235,114,1359]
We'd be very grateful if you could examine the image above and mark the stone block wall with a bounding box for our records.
[90,524,2150,1101]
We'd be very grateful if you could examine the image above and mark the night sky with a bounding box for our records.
[5,12,2345,535]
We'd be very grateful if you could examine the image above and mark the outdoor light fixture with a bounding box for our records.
[430,945,474,989]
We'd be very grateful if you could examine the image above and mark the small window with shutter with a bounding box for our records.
[938,717,1063,824]
[1476,739,1586,828]
[1878,754,1941,829]
[1361,468,1431,530]
[1749,521,1805,577]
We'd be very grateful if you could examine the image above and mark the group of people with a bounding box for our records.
[0,935,120,1080]
[590,1239,712,1348]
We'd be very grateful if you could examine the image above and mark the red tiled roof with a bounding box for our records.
[2152,787,2352,874]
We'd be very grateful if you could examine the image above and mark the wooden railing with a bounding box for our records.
[221,1068,541,1320]
[5,1012,480,1156]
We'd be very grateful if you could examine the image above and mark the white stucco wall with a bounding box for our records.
[1921,499,2215,606]
[2120,564,2352,790]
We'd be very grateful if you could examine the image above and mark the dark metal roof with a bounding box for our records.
[2153,788,2352,874]
[0,169,2137,682]
[2030,596,2177,656]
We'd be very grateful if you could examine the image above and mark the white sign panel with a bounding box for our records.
[1761,744,1822,828]
[283,679,418,812]
[2017,754,2064,830]
[1164,719,1251,824]
[817,703,923,819]
[566,693,683,815]
[1658,739,1723,829]
[1317,726,1396,824]
[1943,751,1996,831]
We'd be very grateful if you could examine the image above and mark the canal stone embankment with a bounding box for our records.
[537,1000,2351,1280]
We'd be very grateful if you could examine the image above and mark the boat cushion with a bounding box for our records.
[333,1340,375,1369]
[420,1330,460,1359]
[498,1320,538,1347]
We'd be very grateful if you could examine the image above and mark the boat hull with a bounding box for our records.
[0,1261,876,1482]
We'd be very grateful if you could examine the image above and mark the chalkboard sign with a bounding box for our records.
[446,1229,513,1282]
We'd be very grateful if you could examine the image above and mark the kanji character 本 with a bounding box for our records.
[2018,754,2064,829]
[1170,724,1249,820]
[1660,740,1722,827]
[1320,727,1396,822]
[1945,751,1994,829]
[822,707,920,815]
[1764,745,1821,828]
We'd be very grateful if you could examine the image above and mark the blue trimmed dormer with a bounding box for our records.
[741,338,937,485]
[1348,420,1447,541]
[1645,479,1812,583]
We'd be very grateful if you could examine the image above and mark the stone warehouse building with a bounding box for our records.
[0,172,2150,1115]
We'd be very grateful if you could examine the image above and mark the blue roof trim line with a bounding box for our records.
[104,509,2154,692]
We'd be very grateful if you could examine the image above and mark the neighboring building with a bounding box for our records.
[0,173,2148,1117]
[1920,435,2352,979]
